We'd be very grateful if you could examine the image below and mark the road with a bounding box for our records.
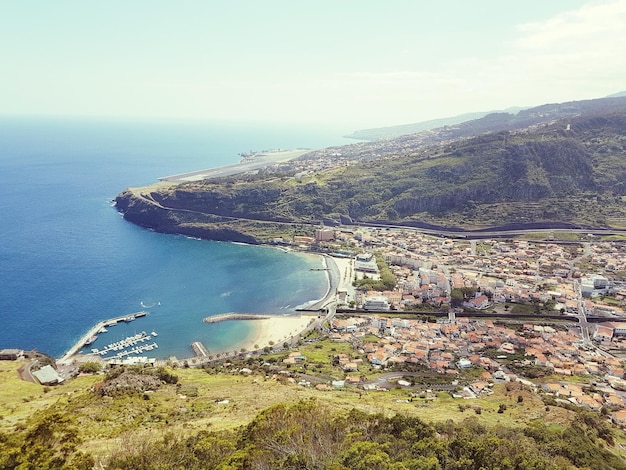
[159,149,310,182]
[574,279,592,344]
[359,221,626,240]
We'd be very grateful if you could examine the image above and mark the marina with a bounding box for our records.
[90,331,158,359]
[57,311,150,364]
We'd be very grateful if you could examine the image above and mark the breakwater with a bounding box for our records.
[202,313,271,324]
[191,341,210,357]
[57,311,148,364]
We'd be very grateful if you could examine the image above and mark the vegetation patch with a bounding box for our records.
[95,366,179,397]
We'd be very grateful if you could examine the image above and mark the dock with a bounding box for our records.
[202,313,271,324]
[190,341,210,358]
[57,311,148,364]
[91,331,157,358]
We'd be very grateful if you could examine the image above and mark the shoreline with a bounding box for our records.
[55,251,353,364]
[232,253,355,353]
[158,148,310,183]
[236,313,319,352]
[300,254,339,311]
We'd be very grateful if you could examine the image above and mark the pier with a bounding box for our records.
[90,331,157,358]
[57,311,148,364]
[190,341,210,358]
[202,313,271,324]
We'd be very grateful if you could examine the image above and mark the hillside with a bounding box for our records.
[344,110,495,141]
[345,95,626,141]
[116,96,626,243]
[3,347,626,469]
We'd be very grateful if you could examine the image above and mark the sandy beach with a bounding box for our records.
[232,254,354,353]
[239,314,318,351]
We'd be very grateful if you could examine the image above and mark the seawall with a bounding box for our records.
[202,313,271,324]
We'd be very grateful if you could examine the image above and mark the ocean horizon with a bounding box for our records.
[0,117,352,359]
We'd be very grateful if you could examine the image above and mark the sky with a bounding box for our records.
[1,0,625,129]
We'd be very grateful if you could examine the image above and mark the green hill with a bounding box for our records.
[116,97,626,243]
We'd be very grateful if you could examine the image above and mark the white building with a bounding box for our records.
[355,253,379,273]
[581,274,611,298]
[363,296,391,311]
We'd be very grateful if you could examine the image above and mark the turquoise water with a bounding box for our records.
[0,117,350,359]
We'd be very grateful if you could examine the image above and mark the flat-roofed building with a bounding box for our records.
[355,253,378,273]
[315,229,335,242]
[363,296,390,311]
[32,365,63,385]
[0,349,24,361]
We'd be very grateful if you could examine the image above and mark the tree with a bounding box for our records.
[78,361,101,374]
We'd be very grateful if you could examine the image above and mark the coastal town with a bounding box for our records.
[288,225,626,422]
[7,149,626,422]
[5,224,626,422]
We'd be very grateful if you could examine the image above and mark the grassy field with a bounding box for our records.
[2,354,625,462]
[0,361,101,428]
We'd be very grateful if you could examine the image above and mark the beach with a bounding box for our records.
[238,314,319,351]
[235,254,355,352]
[55,253,354,362]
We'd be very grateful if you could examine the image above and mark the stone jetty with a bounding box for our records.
[202,313,270,324]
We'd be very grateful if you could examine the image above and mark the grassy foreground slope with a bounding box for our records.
[116,104,626,243]
[2,355,626,469]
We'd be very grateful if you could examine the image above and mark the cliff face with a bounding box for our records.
[115,189,261,244]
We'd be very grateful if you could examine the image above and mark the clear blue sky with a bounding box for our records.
[1,0,624,127]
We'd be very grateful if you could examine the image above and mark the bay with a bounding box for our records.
[0,117,351,359]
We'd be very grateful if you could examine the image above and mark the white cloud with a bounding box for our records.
[516,0,626,51]
[321,0,626,124]
[506,0,626,93]
[4,1,623,127]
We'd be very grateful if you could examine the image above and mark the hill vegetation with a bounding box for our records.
[2,356,626,469]
[116,97,626,243]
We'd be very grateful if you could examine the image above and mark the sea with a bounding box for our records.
[0,116,352,360]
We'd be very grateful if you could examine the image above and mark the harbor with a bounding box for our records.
[57,311,149,364]
[90,331,159,359]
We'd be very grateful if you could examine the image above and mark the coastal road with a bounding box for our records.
[359,222,626,240]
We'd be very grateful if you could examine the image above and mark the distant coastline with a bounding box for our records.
[158,148,310,183]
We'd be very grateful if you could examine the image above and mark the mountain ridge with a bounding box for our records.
[346,91,626,141]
